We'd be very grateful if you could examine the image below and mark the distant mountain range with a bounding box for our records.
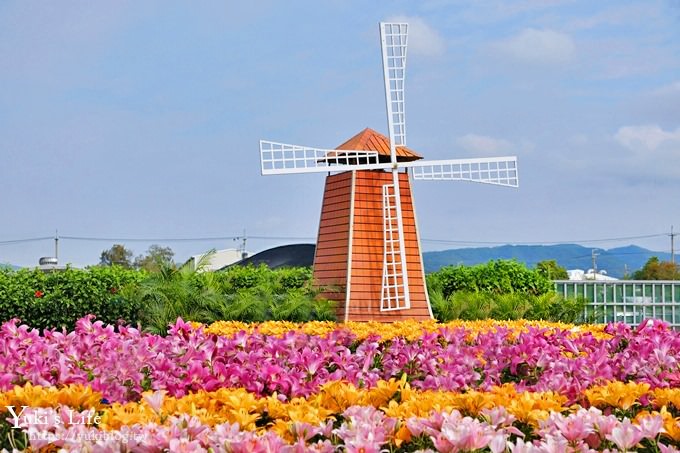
[3,244,671,279]
[422,244,671,278]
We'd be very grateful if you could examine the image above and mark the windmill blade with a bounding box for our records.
[380,22,408,153]
[260,140,390,175]
[380,22,411,311]
[407,157,519,187]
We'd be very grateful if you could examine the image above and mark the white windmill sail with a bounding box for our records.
[260,140,519,187]
[379,22,410,311]
[409,157,519,186]
[259,140,382,175]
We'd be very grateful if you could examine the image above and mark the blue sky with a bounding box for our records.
[1,0,679,267]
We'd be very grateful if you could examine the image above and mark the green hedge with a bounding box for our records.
[0,260,578,330]
[129,264,334,334]
[0,265,326,332]
[214,265,313,292]
[0,266,145,330]
[427,259,553,298]
[425,260,592,324]
[429,290,592,324]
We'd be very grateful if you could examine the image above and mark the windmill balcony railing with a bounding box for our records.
[554,280,680,329]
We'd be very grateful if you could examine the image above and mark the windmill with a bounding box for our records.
[259,22,518,322]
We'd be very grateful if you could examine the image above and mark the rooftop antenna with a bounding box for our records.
[258,22,519,321]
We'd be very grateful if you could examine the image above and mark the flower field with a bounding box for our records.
[1,316,680,451]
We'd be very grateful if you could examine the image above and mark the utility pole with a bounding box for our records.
[671,225,678,279]
[234,229,248,260]
[241,228,248,259]
[591,249,599,279]
[671,225,676,265]
[54,229,59,263]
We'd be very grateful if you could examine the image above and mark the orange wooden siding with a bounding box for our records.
[312,170,432,322]
[346,171,431,322]
[312,172,352,306]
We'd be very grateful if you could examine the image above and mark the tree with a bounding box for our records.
[134,245,175,273]
[99,244,134,268]
[536,259,568,280]
[632,256,680,280]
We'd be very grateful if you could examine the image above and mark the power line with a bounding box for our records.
[249,235,316,241]
[569,250,669,259]
[59,235,318,243]
[0,232,671,247]
[420,233,666,246]
[0,237,53,246]
[60,235,245,243]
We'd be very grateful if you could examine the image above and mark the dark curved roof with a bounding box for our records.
[225,244,316,270]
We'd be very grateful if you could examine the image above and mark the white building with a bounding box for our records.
[567,269,619,281]
[186,249,248,272]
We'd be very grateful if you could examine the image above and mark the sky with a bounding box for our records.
[1,0,679,268]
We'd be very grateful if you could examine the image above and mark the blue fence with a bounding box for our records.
[554,280,680,329]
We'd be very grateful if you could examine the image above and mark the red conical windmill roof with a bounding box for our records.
[329,128,423,162]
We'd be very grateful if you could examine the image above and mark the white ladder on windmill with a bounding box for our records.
[381,183,409,310]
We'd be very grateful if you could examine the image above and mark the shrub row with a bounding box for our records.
[427,259,554,297]
[430,290,591,324]
[130,263,334,335]
[0,266,144,330]
[425,261,590,323]
[0,260,581,330]
[0,265,330,332]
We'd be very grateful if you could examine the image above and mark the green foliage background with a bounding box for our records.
[425,260,589,324]
[0,266,144,330]
[426,260,554,298]
[131,263,335,335]
[632,256,680,280]
[0,259,590,331]
[0,264,334,333]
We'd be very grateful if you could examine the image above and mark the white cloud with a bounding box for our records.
[568,134,589,146]
[567,3,657,31]
[456,133,511,154]
[609,125,680,181]
[614,125,680,151]
[495,28,575,65]
[385,16,445,57]
[653,81,680,96]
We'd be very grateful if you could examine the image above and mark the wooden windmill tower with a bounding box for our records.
[259,23,519,322]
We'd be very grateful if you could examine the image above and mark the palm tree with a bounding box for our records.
[131,252,221,335]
